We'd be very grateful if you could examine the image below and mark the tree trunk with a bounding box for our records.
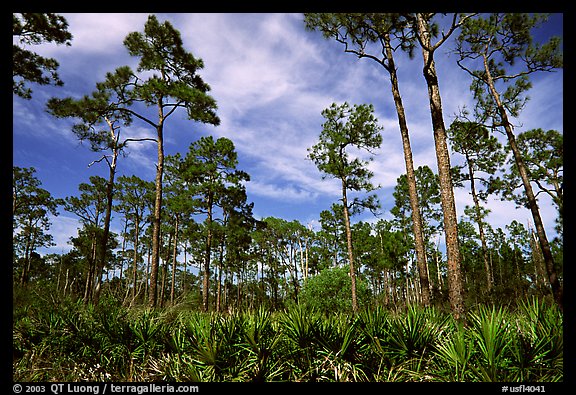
[466,156,493,292]
[341,179,358,313]
[170,215,179,305]
[202,195,214,312]
[145,243,151,302]
[63,268,70,297]
[149,121,165,308]
[160,232,172,307]
[83,235,98,304]
[530,228,548,294]
[19,227,32,285]
[182,241,187,295]
[293,249,299,301]
[223,270,229,312]
[384,33,431,307]
[216,234,225,313]
[56,255,63,294]
[94,144,118,305]
[121,220,131,306]
[482,54,562,311]
[416,13,466,321]
[119,219,128,289]
[131,215,140,305]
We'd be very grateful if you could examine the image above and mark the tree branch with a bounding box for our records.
[88,155,112,168]
[122,137,158,144]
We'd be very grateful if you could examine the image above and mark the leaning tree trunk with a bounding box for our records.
[482,55,563,311]
[416,13,466,321]
[384,33,431,306]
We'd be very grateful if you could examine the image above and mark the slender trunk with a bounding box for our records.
[288,245,300,302]
[56,255,62,294]
[466,156,493,292]
[223,270,229,312]
[119,219,128,288]
[170,215,179,306]
[63,268,70,297]
[132,215,140,305]
[145,243,151,302]
[26,234,37,285]
[436,249,443,292]
[341,179,358,313]
[497,248,503,285]
[298,238,308,281]
[236,271,242,309]
[405,258,411,304]
[19,227,32,285]
[203,195,214,312]
[383,269,389,305]
[149,120,164,308]
[271,256,279,309]
[482,54,562,311]
[384,33,431,307]
[182,241,187,294]
[94,145,118,305]
[84,235,98,304]
[416,13,466,321]
[160,232,172,307]
[531,229,548,293]
[216,234,225,313]
[121,220,130,306]
[378,232,389,305]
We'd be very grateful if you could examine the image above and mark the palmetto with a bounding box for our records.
[13,296,562,382]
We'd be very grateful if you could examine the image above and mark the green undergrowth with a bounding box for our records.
[13,295,562,382]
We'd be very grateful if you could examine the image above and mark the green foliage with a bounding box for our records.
[13,13,72,99]
[308,102,383,198]
[448,119,507,200]
[392,165,442,236]
[500,129,563,233]
[509,297,563,381]
[122,15,220,125]
[13,288,563,382]
[299,266,371,313]
[13,166,62,284]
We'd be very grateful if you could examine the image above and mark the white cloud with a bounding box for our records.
[177,13,324,111]
[39,215,81,254]
[59,13,149,56]
[248,180,319,203]
[517,72,564,133]
[14,13,562,257]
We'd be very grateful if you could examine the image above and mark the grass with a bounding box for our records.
[13,295,562,382]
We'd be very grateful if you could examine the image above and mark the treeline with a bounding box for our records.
[13,13,563,318]
[12,158,562,313]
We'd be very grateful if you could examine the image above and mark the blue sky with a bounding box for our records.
[13,13,563,255]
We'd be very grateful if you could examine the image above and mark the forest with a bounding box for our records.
[13,13,563,383]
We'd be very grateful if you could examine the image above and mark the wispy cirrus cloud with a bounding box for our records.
[14,13,562,256]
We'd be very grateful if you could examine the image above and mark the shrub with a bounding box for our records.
[299,266,371,313]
